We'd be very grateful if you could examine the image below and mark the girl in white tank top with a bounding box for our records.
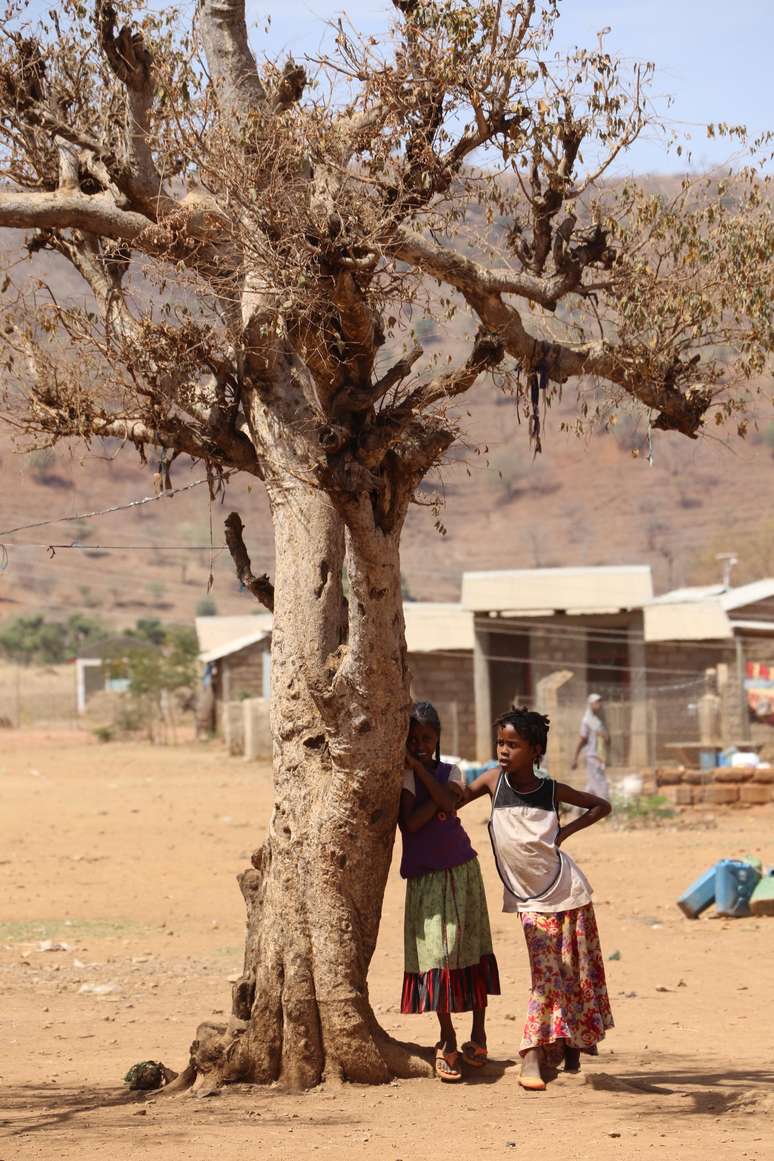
[462,708,614,1091]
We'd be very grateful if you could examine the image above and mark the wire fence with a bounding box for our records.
[555,674,710,769]
[0,654,750,770]
[0,663,78,728]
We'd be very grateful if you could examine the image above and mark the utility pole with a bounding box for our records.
[716,552,738,589]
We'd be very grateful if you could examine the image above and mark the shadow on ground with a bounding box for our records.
[585,1067,774,1115]
[0,1083,358,1140]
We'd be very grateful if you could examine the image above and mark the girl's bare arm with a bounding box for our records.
[408,754,459,814]
[399,788,439,833]
[457,766,499,807]
[554,782,611,845]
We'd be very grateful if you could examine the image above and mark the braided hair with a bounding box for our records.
[409,700,442,762]
[494,706,550,758]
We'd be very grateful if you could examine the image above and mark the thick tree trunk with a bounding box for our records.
[182,483,432,1090]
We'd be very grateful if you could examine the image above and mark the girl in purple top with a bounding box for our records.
[399,702,500,1082]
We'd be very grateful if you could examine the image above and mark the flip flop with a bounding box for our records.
[435,1045,462,1083]
[461,1040,488,1068]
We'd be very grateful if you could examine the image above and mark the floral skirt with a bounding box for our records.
[519,903,613,1057]
[401,858,500,1014]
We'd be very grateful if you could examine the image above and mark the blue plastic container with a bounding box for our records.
[714,859,761,918]
[699,748,720,771]
[677,863,718,918]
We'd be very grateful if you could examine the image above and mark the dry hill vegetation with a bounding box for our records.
[1,228,772,624]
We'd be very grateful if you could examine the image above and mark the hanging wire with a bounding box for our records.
[0,474,218,538]
[43,543,228,558]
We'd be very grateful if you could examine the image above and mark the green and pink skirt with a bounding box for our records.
[401,857,500,1014]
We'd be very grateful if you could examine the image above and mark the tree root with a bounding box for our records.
[156,1019,252,1096]
[375,1031,434,1080]
[160,1018,433,1094]
[158,1063,197,1096]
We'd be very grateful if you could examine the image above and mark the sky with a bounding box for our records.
[20,0,773,175]
[243,0,772,174]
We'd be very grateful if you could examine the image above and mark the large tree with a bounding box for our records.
[0,0,771,1089]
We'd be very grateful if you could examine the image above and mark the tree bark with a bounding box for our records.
[183,482,432,1090]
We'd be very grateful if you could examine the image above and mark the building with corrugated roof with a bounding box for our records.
[194,603,479,754]
[192,571,774,766]
[463,566,654,761]
[643,580,774,745]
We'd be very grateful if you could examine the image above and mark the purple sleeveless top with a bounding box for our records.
[399,761,477,879]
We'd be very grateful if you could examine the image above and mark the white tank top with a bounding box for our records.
[488,773,593,914]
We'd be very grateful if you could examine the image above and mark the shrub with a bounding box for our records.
[610,792,676,829]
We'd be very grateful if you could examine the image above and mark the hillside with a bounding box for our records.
[1,209,773,631]
[2,384,773,628]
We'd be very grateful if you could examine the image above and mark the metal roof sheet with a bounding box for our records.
[720,580,774,612]
[196,605,472,659]
[461,566,653,614]
[195,614,273,656]
[644,579,774,641]
[728,619,774,635]
[644,598,733,642]
[403,602,474,652]
[647,585,725,605]
[199,628,271,664]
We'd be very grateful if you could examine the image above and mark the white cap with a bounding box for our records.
[588,693,602,703]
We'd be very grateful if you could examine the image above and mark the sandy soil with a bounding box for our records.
[2,731,773,1160]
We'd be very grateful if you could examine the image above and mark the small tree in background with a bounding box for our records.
[0,612,110,664]
[0,0,772,1089]
[104,623,198,742]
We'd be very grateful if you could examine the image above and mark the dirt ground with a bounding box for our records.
[2,731,773,1161]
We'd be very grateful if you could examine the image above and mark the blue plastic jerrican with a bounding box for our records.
[677,864,718,918]
[714,859,761,918]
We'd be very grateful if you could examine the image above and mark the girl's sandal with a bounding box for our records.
[435,1045,463,1083]
[461,1041,488,1068]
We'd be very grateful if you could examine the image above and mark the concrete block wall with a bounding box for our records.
[530,625,586,694]
[223,700,245,756]
[223,641,269,702]
[243,698,272,761]
[655,765,774,806]
[409,652,475,759]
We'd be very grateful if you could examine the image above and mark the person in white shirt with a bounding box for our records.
[571,693,610,800]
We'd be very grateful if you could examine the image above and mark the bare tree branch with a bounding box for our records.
[0,189,151,240]
[272,58,307,114]
[95,1,168,210]
[370,345,423,402]
[224,511,275,610]
[392,229,712,435]
[393,226,586,309]
[357,330,504,468]
[197,0,267,114]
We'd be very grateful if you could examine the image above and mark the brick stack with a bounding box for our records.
[654,766,774,806]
